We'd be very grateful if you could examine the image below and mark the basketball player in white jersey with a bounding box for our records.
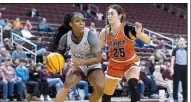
[54,12,105,102]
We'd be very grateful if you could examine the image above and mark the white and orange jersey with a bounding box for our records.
[106,23,139,69]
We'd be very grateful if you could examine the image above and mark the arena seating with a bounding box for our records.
[170,3,187,11]
[0,4,187,35]
[0,4,187,100]
[92,4,187,35]
[0,3,186,62]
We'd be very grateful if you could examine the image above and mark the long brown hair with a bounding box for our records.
[107,4,126,24]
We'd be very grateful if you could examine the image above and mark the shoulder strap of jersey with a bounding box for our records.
[85,27,93,45]
[84,27,91,37]
[120,23,125,33]
[67,30,72,47]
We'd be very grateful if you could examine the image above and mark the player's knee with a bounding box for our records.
[128,78,138,88]
[128,78,139,94]
[64,80,76,89]
[128,78,140,101]
[95,83,105,95]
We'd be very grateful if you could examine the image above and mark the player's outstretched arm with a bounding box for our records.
[135,22,150,43]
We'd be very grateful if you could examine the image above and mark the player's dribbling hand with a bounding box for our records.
[71,59,82,73]
[135,22,142,34]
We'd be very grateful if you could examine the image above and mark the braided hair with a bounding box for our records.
[51,12,78,51]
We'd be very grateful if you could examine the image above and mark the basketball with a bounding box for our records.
[44,52,65,73]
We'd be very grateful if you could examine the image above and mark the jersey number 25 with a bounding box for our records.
[113,48,126,58]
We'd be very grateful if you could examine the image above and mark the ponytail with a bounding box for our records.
[51,13,74,51]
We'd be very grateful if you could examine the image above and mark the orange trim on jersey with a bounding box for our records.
[106,58,140,78]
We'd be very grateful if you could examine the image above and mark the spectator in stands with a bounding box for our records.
[10,29,23,44]
[159,40,172,57]
[36,38,47,56]
[157,40,165,49]
[4,19,12,30]
[149,35,158,48]
[30,64,49,101]
[157,40,166,51]
[153,65,173,96]
[12,59,20,68]
[3,38,14,52]
[40,68,63,101]
[96,11,103,21]
[0,12,6,27]
[84,9,94,19]
[0,64,9,101]
[72,80,90,100]
[11,17,23,43]
[152,48,166,62]
[12,17,23,29]
[21,20,34,39]
[140,63,160,99]
[138,80,145,99]
[38,17,55,32]
[12,43,28,61]
[162,62,172,80]
[89,22,97,34]
[147,56,155,74]
[40,68,64,90]
[151,35,158,44]
[101,52,108,72]
[15,58,41,101]
[73,4,83,11]
[161,62,181,97]
[138,63,146,99]
[29,62,49,101]
[0,47,12,62]
[23,20,33,31]
[10,26,22,38]
[79,4,84,11]
[0,57,23,101]
[27,8,40,18]
[0,80,8,101]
